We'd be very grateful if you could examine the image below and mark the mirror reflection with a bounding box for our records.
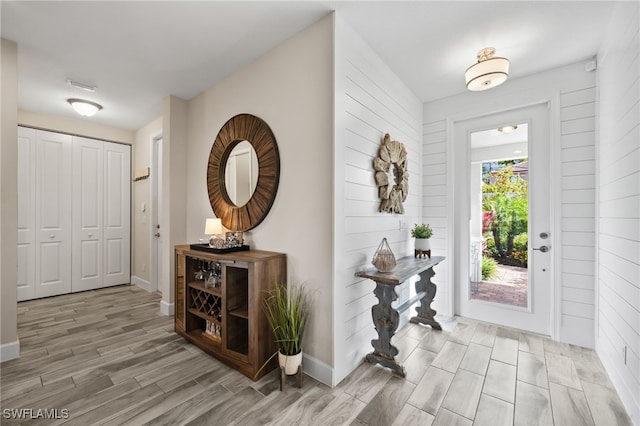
[225,141,259,206]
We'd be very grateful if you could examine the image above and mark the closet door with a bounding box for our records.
[35,130,72,298]
[72,137,104,292]
[17,127,36,301]
[103,142,131,286]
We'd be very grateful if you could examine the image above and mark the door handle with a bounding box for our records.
[533,245,549,253]
[154,232,160,238]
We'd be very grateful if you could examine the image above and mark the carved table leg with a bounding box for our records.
[365,281,406,377]
[410,267,442,330]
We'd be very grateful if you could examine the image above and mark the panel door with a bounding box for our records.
[35,130,72,298]
[103,142,131,286]
[72,137,104,292]
[17,127,36,301]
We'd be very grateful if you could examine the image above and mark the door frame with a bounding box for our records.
[446,99,560,339]
[150,133,163,294]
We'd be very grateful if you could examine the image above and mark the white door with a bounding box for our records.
[17,127,36,301]
[103,143,131,286]
[454,103,553,335]
[72,137,104,292]
[35,130,72,298]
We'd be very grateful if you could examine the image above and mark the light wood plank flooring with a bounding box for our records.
[0,285,632,425]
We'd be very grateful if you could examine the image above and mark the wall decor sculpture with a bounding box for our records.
[374,133,409,214]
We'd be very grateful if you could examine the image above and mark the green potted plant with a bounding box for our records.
[262,282,310,375]
[411,223,433,251]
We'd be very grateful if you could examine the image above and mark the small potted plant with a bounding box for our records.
[411,223,433,251]
[262,282,310,376]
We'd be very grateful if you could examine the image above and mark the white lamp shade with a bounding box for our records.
[68,98,102,117]
[465,57,510,91]
[205,218,223,235]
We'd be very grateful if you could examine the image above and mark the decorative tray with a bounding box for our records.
[189,244,250,254]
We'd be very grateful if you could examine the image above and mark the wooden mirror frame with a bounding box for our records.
[207,114,280,231]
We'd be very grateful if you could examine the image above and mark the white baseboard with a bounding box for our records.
[302,353,332,387]
[160,300,174,316]
[131,275,151,292]
[597,341,640,424]
[0,340,20,362]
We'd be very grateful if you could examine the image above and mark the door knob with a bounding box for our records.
[88,233,93,238]
[154,232,160,238]
[533,245,549,253]
[49,234,55,239]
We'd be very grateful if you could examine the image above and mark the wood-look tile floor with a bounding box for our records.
[0,285,632,426]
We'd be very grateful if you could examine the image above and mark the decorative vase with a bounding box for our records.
[415,238,431,251]
[278,351,302,375]
[372,237,396,272]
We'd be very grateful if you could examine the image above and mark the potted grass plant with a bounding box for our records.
[262,282,310,375]
[411,223,433,251]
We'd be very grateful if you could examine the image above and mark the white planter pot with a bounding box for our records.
[278,351,302,375]
[415,238,431,251]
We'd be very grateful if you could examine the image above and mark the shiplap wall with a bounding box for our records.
[423,62,597,346]
[422,119,450,309]
[596,2,640,422]
[334,17,423,384]
[559,86,597,347]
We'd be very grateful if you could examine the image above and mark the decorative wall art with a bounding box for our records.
[373,133,409,214]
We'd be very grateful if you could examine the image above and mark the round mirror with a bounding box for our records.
[207,114,280,232]
[224,141,259,207]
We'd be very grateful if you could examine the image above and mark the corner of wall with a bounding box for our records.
[1,38,19,350]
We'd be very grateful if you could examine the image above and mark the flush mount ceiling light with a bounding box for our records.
[465,47,510,91]
[498,124,518,133]
[67,98,102,117]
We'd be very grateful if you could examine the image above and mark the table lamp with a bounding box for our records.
[205,218,223,247]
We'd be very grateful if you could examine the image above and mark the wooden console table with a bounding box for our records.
[355,255,445,377]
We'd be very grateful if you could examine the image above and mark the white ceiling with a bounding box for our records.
[1,1,619,131]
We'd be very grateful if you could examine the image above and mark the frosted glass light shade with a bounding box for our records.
[465,48,510,91]
[205,218,223,235]
[67,98,102,117]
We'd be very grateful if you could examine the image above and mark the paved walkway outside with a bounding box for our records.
[471,264,528,307]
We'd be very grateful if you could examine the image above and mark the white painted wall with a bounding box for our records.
[132,116,162,288]
[596,2,640,422]
[160,96,187,315]
[423,61,597,346]
[333,16,423,385]
[0,38,19,361]
[185,16,334,383]
[18,110,135,145]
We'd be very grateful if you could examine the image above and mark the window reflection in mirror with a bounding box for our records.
[225,141,259,207]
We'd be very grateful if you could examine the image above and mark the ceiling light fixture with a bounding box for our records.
[498,125,518,133]
[67,98,102,117]
[66,79,97,92]
[465,47,510,91]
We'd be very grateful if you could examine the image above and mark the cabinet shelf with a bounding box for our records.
[229,307,249,319]
[188,281,222,296]
[186,329,221,348]
[188,308,221,325]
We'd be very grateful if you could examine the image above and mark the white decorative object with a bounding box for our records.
[415,238,431,251]
[278,351,302,375]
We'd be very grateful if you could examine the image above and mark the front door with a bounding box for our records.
[453,103,553,335]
